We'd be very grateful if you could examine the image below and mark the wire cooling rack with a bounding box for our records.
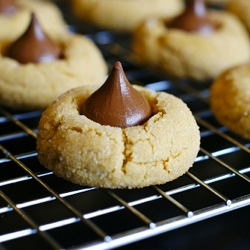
[1,3,250,250]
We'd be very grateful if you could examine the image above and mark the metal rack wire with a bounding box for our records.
[1,4,250,250]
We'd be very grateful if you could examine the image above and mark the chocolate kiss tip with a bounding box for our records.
[81,61,152,128]
[6,12,61,64]
[114,61,122,68]
[30,11,36,21]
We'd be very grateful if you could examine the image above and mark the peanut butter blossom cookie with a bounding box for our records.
[0,13,107,110]
[70,0,185,32]
[0,0,68,42]
[210,63,250,139]
[37,61,200,189]
[132,0,250,80]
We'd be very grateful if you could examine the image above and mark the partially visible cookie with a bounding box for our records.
[0,34,107,110]
[0,0,68,42]
[227,0,250,32]
[70,0,185,32]
[37,84,200,189]
[210,63,250,139]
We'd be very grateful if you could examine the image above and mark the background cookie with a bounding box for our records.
[132,10,250,80]
[210,63,250,139]
[70,0,185,32]
[37,85,200,189]
[0,0,68,42]
[0,34,107,110]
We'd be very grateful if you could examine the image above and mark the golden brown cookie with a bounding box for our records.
[36,85,200,189]
[210,63,250,139]
[0,34,107,110]
[0,0,68,42]
[70,0,185,32]
[227,0,250,32]
[132,11,250,80]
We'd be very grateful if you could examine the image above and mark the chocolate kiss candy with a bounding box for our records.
[0,0,19,15]
[6,12,62,64]
[168,0,217,34]
[81,61,152,128]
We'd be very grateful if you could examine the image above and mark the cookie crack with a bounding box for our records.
[69,126,83,133]
[121,131,130,174]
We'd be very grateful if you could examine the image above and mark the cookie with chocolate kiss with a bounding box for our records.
[0,14,107,110]
[132,0,250,80]
[37,62,200,189]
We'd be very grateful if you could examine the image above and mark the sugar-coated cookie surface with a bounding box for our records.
[132,11,250,80]
[0,35,107,110]
[37,85,200,189]
[0,0,68,42]
[210,63,250,139]
[70,0,185,32]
